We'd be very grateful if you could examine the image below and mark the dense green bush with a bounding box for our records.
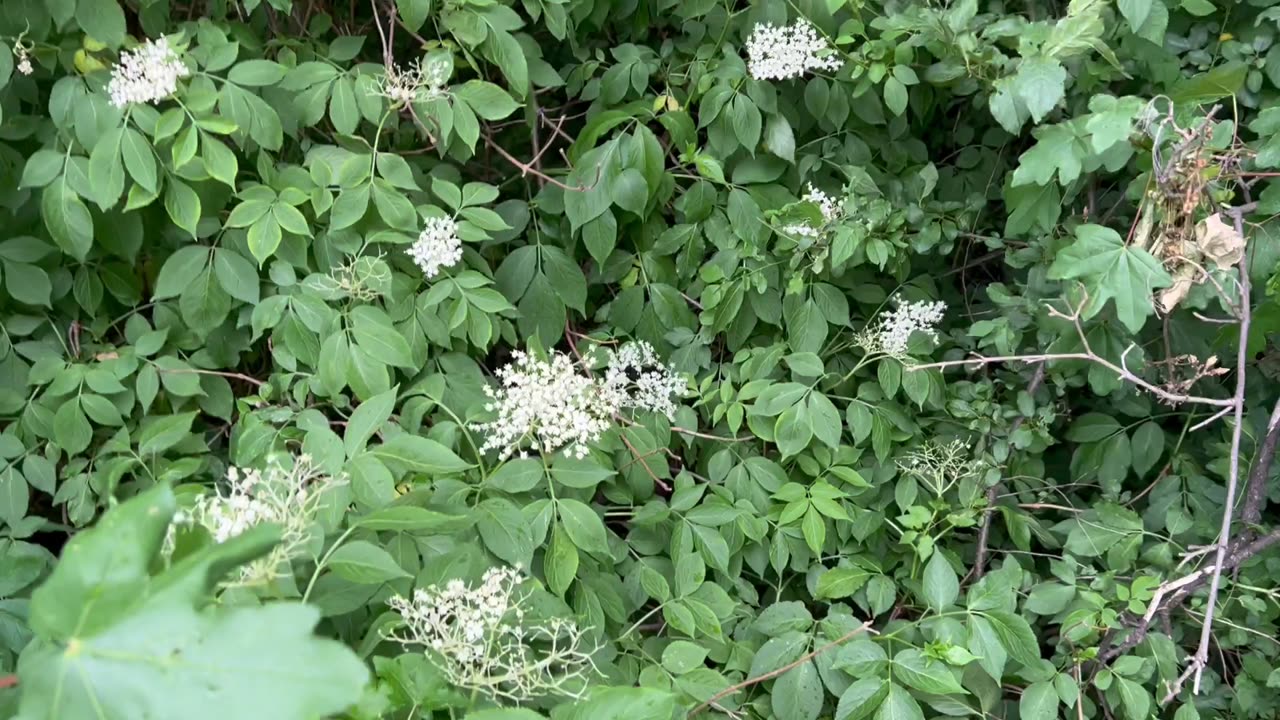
[2,0,1280,717]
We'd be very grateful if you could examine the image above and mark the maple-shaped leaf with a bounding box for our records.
[1011,122,1089,187]
[1047,224,1172,333]
[14,485,369,720]
[1013,56,1067,123]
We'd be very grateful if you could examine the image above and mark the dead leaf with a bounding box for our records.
[1196,213,1245,270]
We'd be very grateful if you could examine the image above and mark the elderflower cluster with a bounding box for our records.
[386,565,598,702]
[855,296,947,359]
[107,37,189,108]
[475,351,616,460]
[378,56,450,106]
[11,35,33,76]
[782,184,843,237]
[896,439,977,496]
[600,340,686,419]
[475,343,685,460]
[407,216,463,279]
[745,19,842,81]
[170,454,344,585]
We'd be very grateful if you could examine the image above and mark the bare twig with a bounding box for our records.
[688,622,875,716]
[1242,397,1280,527]
[1189,206,1253,693]
[155,366,265,387]
[481,133,601,192]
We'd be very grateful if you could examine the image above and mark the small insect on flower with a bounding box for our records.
[385,565,599,702]
[107,37,190,108]
[407,216,463,279]
[855,296,947,359]
[745,19,843,82]
[167,453,345,586]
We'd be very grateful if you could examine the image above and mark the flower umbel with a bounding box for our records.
[896,439,978,496]
[171,454,343,585]
[107,37,189,108]
[377,56,450,106]
[408,216,463,279]
[386,566,598,702]
[600,341,686,420]
[745,19,842,81]
[474,350,616,460]
[855,296,947,358]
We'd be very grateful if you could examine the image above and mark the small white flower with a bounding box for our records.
[167,454,344,585]
[107,37,190,108]
[408,217,462,278]
[600,341,686,419]
[857,296,947,358]
[804,184,841,223]
[17,58,32,76]
[378,56,450,106]
[745,19,842,81]
[473,350,616,460]
[385,565,598,702]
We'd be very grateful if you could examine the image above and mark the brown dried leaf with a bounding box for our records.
[1196,213,1245,270]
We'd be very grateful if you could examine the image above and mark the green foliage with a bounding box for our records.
[2,0,1280,718]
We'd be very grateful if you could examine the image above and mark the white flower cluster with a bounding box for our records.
[896,439,977,496]
[856,296,947,358]
[12,36,33,76]
[600,340,685,420]
[386,565,597,702]
[475,350,616,460]
[107,37,190,108]
[745,19,842,81]
[407,216,463,279]
[782,183,843,238]
[171,454,343,585]
[378,56,450,106]
[475,343,685,460]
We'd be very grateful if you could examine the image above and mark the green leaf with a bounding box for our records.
[121,127,158,192]
[982,610,1042,667]
[43,182,95,260]
[1130,422,1165,476]
[327,540,412,583]
[837,678,889,720]
[874,683,924,720]
[165,179,203,238]
[883,77,909,116]
[349,306,414,367]
[329,76,360,134]
[343,387,397,458]
[476,498,534,568]
[1170,62,1247,105]
[19,486,368,720]
[212,248,259,304]
[454,81,519,120]
[772,660,823,720]
[816,567,872,599]
[892,649,966,695]
[661,640,709,675]
[557,498,609,554]
[229,60,288,86]
[74,0,127,46]
[1047,224,1172,332]
[922,551,959,610]
[1020,681,1060,720]
[53,399,92,455]
[1012,124,1087,186]
[489,458,545,492]
[1013,56,1066,123]
[371,435,472,475]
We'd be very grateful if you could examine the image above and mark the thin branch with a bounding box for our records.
[481,133,601,192]
[156,367,266,387]
[911,352,1233,407]
[1190,206,1253,694]
[1242,397,1280,527]
[688,622,875,716]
